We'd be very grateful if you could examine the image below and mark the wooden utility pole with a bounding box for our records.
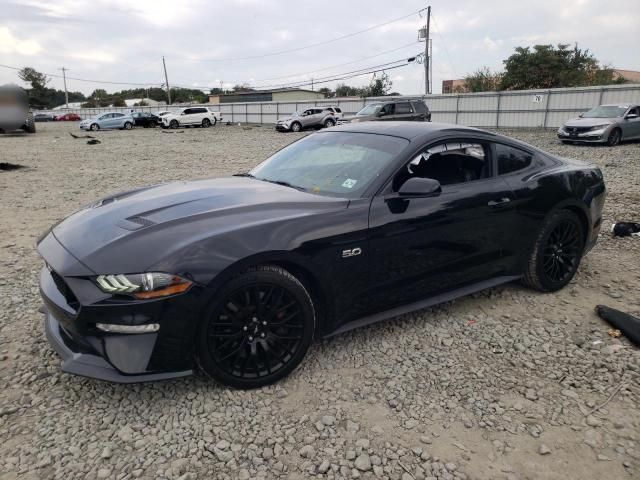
[162,56,171,105]
[424,6,431,95]
[60,67,69,108]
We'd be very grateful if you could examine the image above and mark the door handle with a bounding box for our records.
[488,197,511,207]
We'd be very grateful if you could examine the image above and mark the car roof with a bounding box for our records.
[327,121,490,140]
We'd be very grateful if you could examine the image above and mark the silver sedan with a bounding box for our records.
[557,104,640,146]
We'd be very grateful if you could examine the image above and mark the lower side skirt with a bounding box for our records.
[325,275,521,338]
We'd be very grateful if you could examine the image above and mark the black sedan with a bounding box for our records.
[131,112,160,128]
[38,122,606,388]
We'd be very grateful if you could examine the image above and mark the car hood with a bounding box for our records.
[277,115,299,123]
[341,115,374,123]
[564,117,617,128]
[50,176,349,273]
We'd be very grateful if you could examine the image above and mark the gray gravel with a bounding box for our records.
[0,122,638,480]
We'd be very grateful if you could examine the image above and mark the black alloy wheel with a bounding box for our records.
[523,210,584,292]
[170,119,179,129]
[197,265,314,388]
[202,118,211,128]
[607,128,622,146]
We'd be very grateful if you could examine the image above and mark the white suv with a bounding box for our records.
[162,107,222,129]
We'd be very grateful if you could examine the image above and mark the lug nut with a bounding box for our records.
[262,321,267,325]
[260,332,266,338]
[248,336,253,341]
[252,317,258,322]
[243,326,248,331]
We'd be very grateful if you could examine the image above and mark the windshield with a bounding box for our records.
[582,106,627,118]
[356,104,382,116]
[250,132,408,198]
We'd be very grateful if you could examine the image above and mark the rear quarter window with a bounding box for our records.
[412,101,427,113]
[496,144,533,175]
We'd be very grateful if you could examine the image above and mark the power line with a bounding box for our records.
[0,63,161,87]
[252,56,418,90]
[168,8,426,63]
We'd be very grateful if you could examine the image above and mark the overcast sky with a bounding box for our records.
[0,0,638,98]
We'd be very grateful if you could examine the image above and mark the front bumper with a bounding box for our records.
[275,123,291,132]
[38,233,195,383]
[43,307,190,383]
[557,128,610,143]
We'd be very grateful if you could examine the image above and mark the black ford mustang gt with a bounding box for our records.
[38,122,606,388]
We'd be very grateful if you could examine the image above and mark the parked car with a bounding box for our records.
[131,112,160,128]
[339,99,431,124]
[80,112,134,131]
[38,121,606,388]
[55,113,82,122]
[161,107,221,129]
[558,104,640,146]
[0,84,35,133]
[323,106,343,120]
[34,112,55,122]
[275,108,336,132]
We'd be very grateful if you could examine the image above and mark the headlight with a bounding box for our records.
[95,273,192,299]
[589,124,610,131]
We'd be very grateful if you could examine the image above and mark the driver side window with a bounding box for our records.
[393,141,490,191]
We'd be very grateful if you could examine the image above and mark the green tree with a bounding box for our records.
[18,67,49,90]
[366,73,393,97]
[335,83,365,97]
[463,67,502,92]
[500,43,618,90]
[317,87,333,98]
[111,96,126,107]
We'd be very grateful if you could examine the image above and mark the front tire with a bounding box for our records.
[606,128,621,146]
[197,265,315,389]
[170,120,179,129]
[90,123,100,131]
[201,118,211,128]
[522,210,585,292]
[290,122,302,132]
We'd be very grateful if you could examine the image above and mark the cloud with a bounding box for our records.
[0,26,42,55]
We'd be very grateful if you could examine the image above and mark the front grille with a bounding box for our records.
[566,126,592,134]
[50,270,79,307]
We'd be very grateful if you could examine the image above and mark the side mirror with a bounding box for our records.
[578,113,584,118]
[398,177,441,197]
[377,110,386,117]
[626,114,639,119]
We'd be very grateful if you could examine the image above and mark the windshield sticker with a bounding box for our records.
[342,178,358,189]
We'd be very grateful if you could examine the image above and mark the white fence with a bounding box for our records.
[51,84,640,128]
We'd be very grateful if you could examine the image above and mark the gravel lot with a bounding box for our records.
[0,122,639,480]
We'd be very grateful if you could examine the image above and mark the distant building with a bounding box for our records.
[613,69,640,83]
[441,79,467,94]
[124,98,164,107]
[52,101,84,110]
[209,88,325,104]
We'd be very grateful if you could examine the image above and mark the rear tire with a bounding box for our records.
[324,118,335,128]
[606,128,621,146]
[23,114,36,133]
[201,118,211,128]
[522,210,585,292]
[123,122,133,130]
[197,265,315,389]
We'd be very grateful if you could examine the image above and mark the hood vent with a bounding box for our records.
[116,215,157,231]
